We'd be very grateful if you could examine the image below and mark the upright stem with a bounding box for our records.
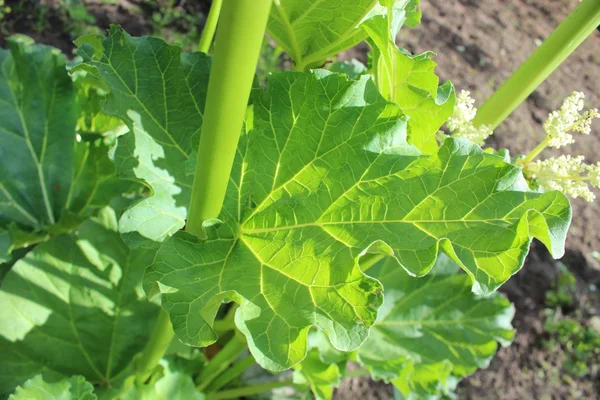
[198,0,223,53]
[208,379,297,400]
[473,0,600,130]
[196,334,248,392]
[204,355,256,393]
[135,309,175,384]
[518,138,549,166]
[187,0,273,236]
[135,0,272,383]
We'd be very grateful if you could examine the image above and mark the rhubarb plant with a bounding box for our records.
[1,0,599,399]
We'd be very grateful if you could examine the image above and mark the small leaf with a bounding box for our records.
[362,9,455,153]
[293,349,341,400]
[9,375,96,400]
[328,59,367,79]
[0,208,159,395]
[268,0,375,69]
[113,359,204,400]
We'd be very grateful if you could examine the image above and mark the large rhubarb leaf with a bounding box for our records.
[0,36,130,259]
[357,256,514,397]
[144,70,569,372]
[0,208,159,396]
[0,36,77,253]
[9,375,96,400]
[77,27,212,246]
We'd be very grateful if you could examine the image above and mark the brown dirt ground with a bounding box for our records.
[2,0,599,399]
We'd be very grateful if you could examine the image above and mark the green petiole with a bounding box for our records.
[474,0,600,130]
[187,0,273,236]
[198,0,223,53]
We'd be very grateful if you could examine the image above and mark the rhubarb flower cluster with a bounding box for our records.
[544,92,599,149]
[522,92,599,202]
[445,90,493,146]
[530,155,600,202]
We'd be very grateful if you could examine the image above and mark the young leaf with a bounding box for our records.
[328,59,368,79]
[268,1,422,71]
[112,359,204,400]
[76,27,212,246]
[392,360,458,400]
[9,375,96,400]
[357,257,514,395]
[268,0,375,70]
[0,208,159,395]
[362,7,454,153]
[293,349,341,400]
[144,70,569,372]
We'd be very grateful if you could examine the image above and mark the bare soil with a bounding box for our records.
[2,0,599,399]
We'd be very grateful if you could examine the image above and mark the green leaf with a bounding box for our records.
[293,349,341,400]
[9,375,96,400]
[357,256,514,396]
[327,59,367,79]
[267,1,422,70]
[392,360,458,400]
[70,64,126,138]
[0,208,159,395]
[268,0,376,69]
[362,8,454,153]
[144,70,569,372]
[0,37,77,235]
[0,229,10,263]
[112,359,204,400]
[68,138,135,216]
[77,26,212,246]
[0,36,131,256]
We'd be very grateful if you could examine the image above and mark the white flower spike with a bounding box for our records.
[543,91,599,149]
[446,90,493,146]
[531,155,598,202]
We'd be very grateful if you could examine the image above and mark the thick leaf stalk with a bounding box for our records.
[187,0,273,235]
[198,0,223,53]
[473,0,600,129]
[135,309,175,384]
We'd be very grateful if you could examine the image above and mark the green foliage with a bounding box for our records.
[0,0,10,22]
[76,27,212,247]
[267,0,373,69]
[0,208,159,395]
[543,265,600,379]
[361,1,454,153]
[358,256,514,397]
[544,311,600,378]
[545,263,577,308]
[0,36,127,261]
[136,65,566,371]
[0,0,584,398]
[293,349,341,400]
[9,375,96,400]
